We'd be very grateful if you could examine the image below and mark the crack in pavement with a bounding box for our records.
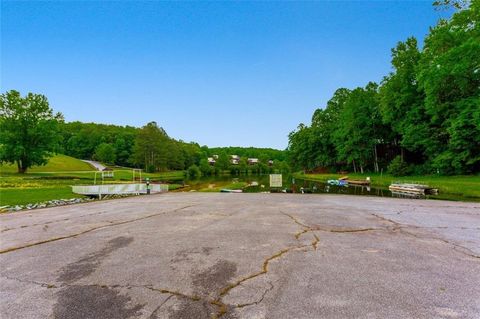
[1,275,58,289]
[1,275,219,317]
[236,282,274,308]
[206,212,322,318]
[0,205,196,255]
[199,210,479,317]
[144,285,202,302]
[6,206,476,318]
[283,211,379,235]
[315,227,379,233]
[148,295,174,319]
[371,213,480,259]
[1,210,112,233]
[398,228,480,259]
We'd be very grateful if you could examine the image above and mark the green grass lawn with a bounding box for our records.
[1,187,86,206]
[0,154,93,173]
[0,171,185,206]
[294,172,480,201]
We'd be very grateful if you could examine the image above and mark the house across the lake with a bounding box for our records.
[231,155,240,165]
[206,155,270,166]
[208,157,216,165]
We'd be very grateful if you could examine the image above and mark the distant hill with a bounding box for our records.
[0,154,93,173]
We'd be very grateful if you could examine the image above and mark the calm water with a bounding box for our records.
[169,174,473,201]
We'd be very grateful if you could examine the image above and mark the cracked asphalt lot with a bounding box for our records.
[1,193,479,319]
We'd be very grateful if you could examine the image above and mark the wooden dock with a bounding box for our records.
[339,176,371,186]
[389,183,438,196]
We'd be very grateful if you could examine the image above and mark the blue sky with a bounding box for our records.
[1,1,451,149]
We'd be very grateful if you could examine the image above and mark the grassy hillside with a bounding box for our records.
[0,154,93,174]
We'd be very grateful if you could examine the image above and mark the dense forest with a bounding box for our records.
[60,121,200,171]
[58,121,288,174]
[288,1,479,176]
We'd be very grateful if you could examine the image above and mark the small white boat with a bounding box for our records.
[220,189,243,193]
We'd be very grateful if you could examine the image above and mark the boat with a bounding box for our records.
[327,179,348,186]
[220,189,243,193]
[388,183,438,195]
[339,176,371,186]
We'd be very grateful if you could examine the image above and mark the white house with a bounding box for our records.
[231,155,240,165]
[207,157,216,165]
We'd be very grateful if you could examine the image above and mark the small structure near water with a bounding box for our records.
[72,183,168,199]
[389,183,438,196]
[339,176,371,186]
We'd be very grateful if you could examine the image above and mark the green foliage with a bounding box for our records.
[288,2,480,175]
[146,164,156,173]
[199,159,214,176]
[379,37,426,154]
[207,147,286,162]
[187,164,201,178]
[0,154,93,173]
[387,156,412,176]
[61,121,137,166]
[130,122,169,171]
[94,143,116,164]
[296,172,480,201]
[59,121,204,171]
[334,83,388,173]
[215,153,230,171]
[0,90,64,173]
[204,147,288,175]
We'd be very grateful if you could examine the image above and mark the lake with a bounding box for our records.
[169,174,466,201]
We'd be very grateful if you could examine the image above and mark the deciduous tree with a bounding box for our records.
[0,90,63,173]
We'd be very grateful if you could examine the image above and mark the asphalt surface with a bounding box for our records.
[1,193,479,319]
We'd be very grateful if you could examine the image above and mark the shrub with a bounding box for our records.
[187,164,201,178]
[146,164,156,173]
[387,156,412,176]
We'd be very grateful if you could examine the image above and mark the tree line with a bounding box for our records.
[0,93,288,174]
[60,121,202,172]
[194,147,289,178]
[288,1,479,176]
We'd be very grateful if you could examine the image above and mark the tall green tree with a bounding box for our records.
[131,122,170,171]
[417,0,480,173]
[0,90,63,173]
[288,124,313,171]
[334,83,386,173]
[311,88,351,168]
[94,143,117,164]
[379,37,427,161]
[288,2,479,176]
[216,152,230,171]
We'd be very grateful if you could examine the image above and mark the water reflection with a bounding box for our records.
[169,174,473,202]
[177,175,390,197]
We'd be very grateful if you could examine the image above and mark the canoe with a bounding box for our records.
[327,180,348,186]
[220,189,243,193]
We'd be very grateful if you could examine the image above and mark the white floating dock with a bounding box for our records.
[72,184,168,198]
